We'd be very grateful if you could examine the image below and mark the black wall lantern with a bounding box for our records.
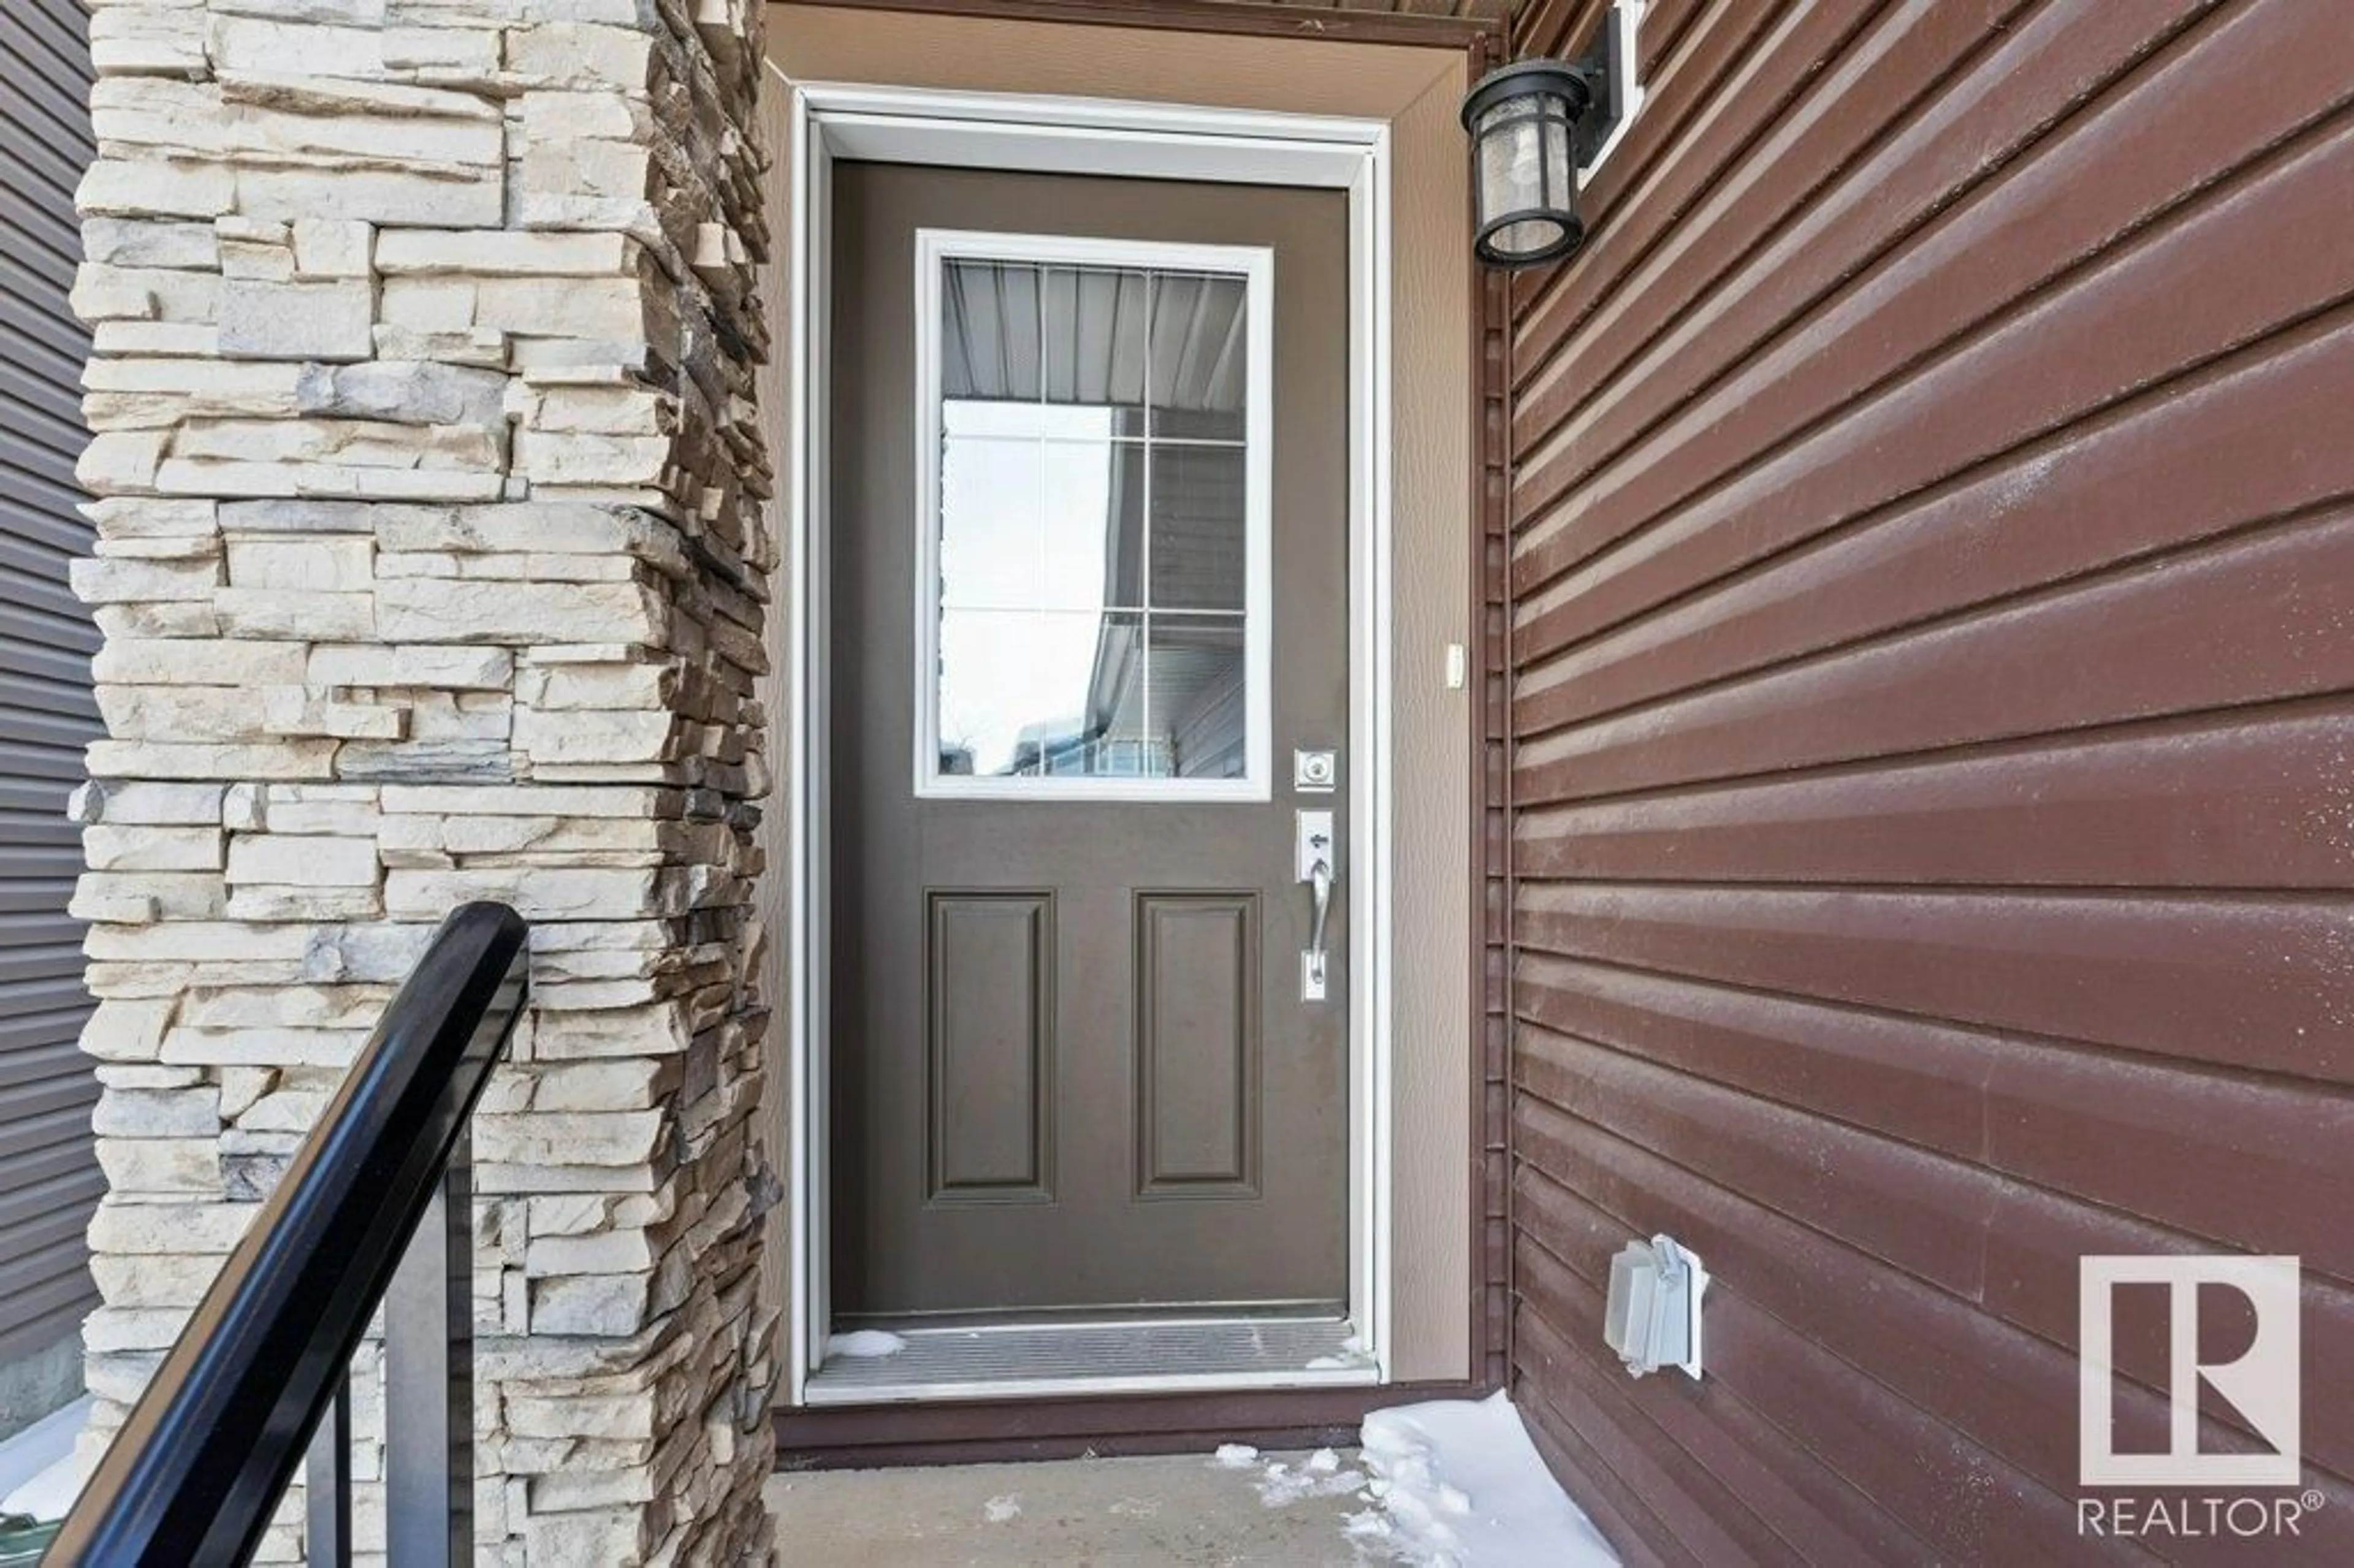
[1461,60,1590,268]
[1461,9,1634,268]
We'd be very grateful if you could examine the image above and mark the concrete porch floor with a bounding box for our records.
[764,1451,1390,1566]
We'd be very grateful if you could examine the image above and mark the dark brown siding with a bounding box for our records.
[0,0,100,1383]
[1504,0,2354,1560]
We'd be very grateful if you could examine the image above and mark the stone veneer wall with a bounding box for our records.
[65,0,779,1561]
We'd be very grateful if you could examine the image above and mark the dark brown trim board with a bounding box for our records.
[770,0,1504,49]
[777,1382,1489,1469]
[1466,18,1512,1401]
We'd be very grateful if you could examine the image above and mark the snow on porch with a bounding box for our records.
[766,1392,1615,1565]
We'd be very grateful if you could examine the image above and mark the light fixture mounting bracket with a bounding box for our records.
[1568,1,1644,175]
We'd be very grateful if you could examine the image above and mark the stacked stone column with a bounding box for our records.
[69,0,779,1560]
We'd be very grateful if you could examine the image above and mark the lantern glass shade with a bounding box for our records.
[1461,61,1591,268]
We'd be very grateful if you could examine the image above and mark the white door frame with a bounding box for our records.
[782,78,1396,1404]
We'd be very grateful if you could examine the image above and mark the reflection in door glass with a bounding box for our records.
[939,610,1154,778]
[1145,615,1247,780]
[939,436,1045,609]
[932,255,1254,786]
[1148,445,1246,612]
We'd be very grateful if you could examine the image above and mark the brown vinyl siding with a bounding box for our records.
[1504,0,2354,1561]
[0,0,101,1375]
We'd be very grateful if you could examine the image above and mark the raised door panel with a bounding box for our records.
[1135,892,1261,1197]
[927,892,1054,1201]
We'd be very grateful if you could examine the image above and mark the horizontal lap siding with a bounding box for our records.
[0,0,99,1372]
[1504,0,2354,1559]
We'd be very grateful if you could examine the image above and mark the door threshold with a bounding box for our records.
[802,1316,1379,1407]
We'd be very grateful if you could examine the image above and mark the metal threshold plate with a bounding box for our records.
[802,1316,1377,1406]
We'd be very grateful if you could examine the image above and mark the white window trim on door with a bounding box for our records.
[783,75,1395,1405]
[912,229,1277,802]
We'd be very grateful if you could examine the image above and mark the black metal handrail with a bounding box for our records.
[47,903,528,1567]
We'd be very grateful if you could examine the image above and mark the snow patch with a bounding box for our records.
[1308,1338,1376,1372]
[983,1494,1021,1523]
[823,1330,906,1359]
[0,1396,91,1523]
[1251,1454,1368,1510]
[1206,1395,1612,1562]
[1355,1392,1617,1566]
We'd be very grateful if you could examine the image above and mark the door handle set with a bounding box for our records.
[1297,810,1336,1002]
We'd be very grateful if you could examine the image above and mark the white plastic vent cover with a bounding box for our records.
[1604,1233,1707,1379]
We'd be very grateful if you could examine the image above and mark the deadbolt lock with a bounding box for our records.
[1293,748,1339,794]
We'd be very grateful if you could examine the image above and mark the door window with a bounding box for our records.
[915,232,1273,799]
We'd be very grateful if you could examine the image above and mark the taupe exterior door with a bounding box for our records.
[829,162,1352,1321]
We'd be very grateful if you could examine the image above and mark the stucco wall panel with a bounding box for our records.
[766,4,1484,1391]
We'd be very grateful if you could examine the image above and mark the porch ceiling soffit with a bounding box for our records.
[768,7,1468,123]
[768,0,1518,47]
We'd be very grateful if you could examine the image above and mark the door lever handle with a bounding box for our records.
[1306,858,1333,994]
[1297,810,1336,1002]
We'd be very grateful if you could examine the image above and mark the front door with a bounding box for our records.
[829,162,1351,1325]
